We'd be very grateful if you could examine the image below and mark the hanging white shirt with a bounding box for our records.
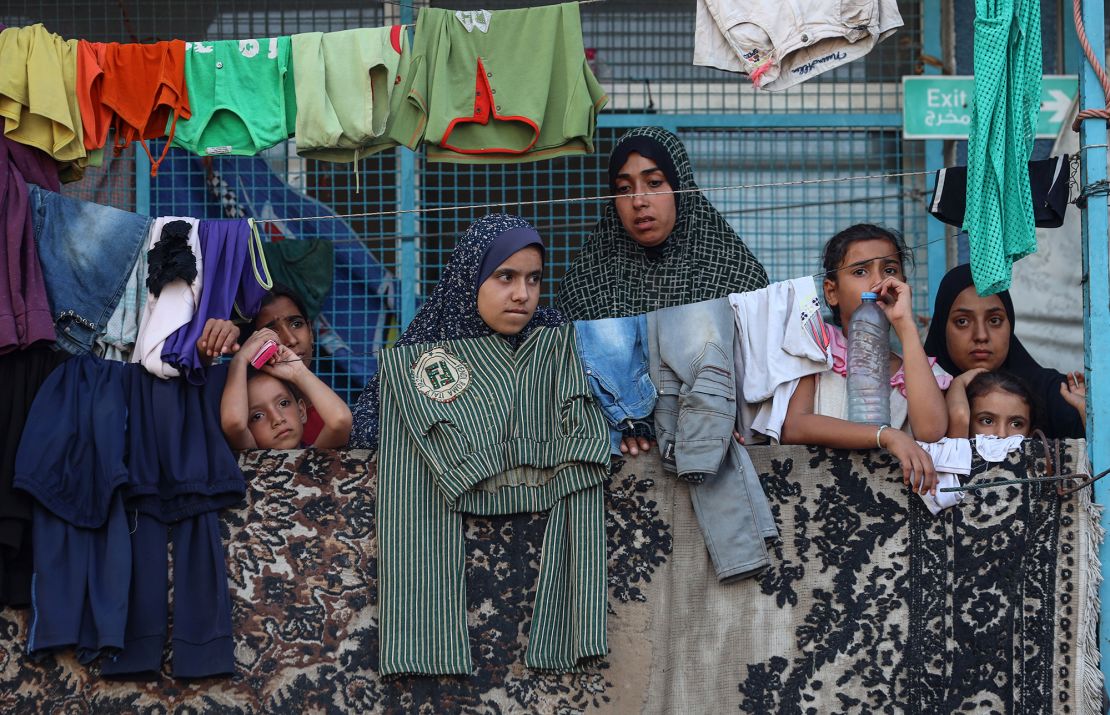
[132,217,203,379]
[730,276,831,442]
[917,438,972,515]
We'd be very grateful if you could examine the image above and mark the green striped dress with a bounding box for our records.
[376,324,610,676]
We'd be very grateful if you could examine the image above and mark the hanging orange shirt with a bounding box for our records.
[75,40,110,151]
[99,40,191,176]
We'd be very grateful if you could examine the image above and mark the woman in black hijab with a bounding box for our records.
[923,264,1085,439]
[557,126,767,320]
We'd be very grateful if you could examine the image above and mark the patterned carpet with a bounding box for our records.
[0,444,1100,714]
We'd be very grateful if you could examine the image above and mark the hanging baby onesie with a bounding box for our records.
[693,0,903,91]
[291,26,409,162]
[963,0,1042,295]
[172,37,297,157]
[389,4,608,163]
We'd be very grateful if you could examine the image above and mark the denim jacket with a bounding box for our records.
[29,186,151,354]
[574,315,657,455]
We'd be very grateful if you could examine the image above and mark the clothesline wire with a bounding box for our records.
[253,232,949,365]
[377,0,607,10]
[251,190,923,246]
[253,169,935,226]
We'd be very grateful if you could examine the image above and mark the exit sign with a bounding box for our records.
[902,75,1077,139]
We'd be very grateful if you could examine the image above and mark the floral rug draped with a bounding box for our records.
[0,444,1101,714]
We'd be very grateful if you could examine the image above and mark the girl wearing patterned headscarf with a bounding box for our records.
[349,214,565,449]
[557,126,769,320]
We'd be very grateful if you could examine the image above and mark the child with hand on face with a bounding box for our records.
[780,224,951,497]
[946,369,1038,439]
[220,328,352,449]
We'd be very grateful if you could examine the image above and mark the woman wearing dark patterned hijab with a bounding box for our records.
[349,213,565,449]
[557,126,769,320]
[924,263,1086,439]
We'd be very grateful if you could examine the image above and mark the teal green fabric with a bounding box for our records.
[171,38,297,156]
[388,4,608,164]
[376,325,610,675]
[260,239,334,320]
[963,0,1042,295]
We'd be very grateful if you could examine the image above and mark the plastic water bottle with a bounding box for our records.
[846,292,891,425]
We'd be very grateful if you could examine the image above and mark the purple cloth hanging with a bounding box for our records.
[0,132,61,353]
[161,219,270,384]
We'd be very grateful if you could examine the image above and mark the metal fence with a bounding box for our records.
[7,0,932,402]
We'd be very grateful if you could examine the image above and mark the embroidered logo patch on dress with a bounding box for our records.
[455,10,492,33]
[413,347,471,402]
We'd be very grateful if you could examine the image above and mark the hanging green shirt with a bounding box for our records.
[963,0,1042,295]
[388,4,608,164]
[171,37,297,157]
[291,26,410,162]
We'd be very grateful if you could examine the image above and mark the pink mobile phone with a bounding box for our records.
[250,339,280,369]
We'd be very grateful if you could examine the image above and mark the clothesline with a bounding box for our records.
[377,0,608,8]
[252,190,921,247]
[254,232,951,367]
[255,169,935,225]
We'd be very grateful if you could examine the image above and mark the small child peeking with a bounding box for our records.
[221,329,352,449]
[946,369,1036,439]
[780,224,950,496]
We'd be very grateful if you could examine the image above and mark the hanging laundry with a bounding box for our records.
[647,297,778,582]
[376,325,609,675]
[728,276,831,443]
[98,40,191,176]
[1,135,58,353]
[171,38,296,158]
[94,242,147,362]
[963,0,1042,295]
[692,0,903,91]
[0,347,70,608]
[389,4,608,163]
[917,438,972,515]
[574,314,657,456]
[930,155,1070,230]
[27,186,151,355]
[75,40,110,152]
[132,217,202,378]
[14,354,241,677]
[0,25,87,179]
[161,219,272,384]
[260,238,334,320]
[291,26,409,162]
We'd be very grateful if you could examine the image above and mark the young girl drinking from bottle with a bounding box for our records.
[945,369,1037,439]
[780,224,950,495]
